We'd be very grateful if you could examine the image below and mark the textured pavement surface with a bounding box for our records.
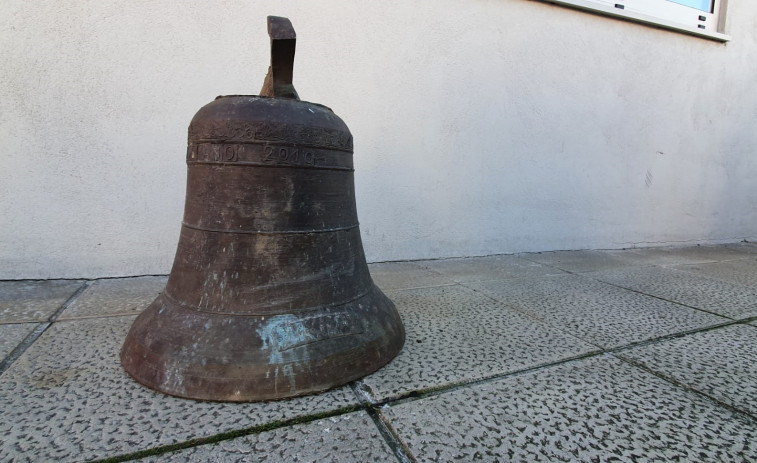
[1,243,756,462]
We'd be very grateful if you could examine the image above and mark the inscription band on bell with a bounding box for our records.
[189,119,354,152]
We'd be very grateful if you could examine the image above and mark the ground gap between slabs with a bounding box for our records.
[0,280,91,375]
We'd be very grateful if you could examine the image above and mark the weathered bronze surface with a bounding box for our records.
[120,16,405,402]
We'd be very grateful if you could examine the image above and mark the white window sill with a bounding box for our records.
[538,0,731,42]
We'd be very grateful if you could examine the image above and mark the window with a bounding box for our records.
[539,0,730,41]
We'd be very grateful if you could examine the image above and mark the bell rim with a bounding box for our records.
[120,284,405,402]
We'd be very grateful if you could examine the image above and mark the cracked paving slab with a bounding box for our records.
[136,410,394,462]
[382,355,757,462]
[0,280,84,323]
[58,275,168,320]
[0,316,359,463]
[589,266,757,319]
[618,324,757,416]
[359,285,596,402]
[468,274,727,348]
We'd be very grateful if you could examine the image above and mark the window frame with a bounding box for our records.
[537,0,730,42]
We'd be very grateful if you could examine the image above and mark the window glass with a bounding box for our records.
[666,0,713,12]
[536,0,729,41]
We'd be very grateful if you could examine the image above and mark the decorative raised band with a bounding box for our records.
[189,120,353,152]
[181,222,360,235]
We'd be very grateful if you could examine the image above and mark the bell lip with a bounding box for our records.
[120,337,404,404]
[213,94,333,112]
[120,284,405,402]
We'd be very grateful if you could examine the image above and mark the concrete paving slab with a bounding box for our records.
[590,266,757,319]
[520,249,652,273]
[673,259,757,289]
[721,242,757,254]
[625,244,753,266]
[0,322,38,362]
[469,274,726,348]
[368,261,453,291]
[619,324,757,416]
[419,254,564,282]
[0,280,84,323]
[382,355,757,462]
[137,411,393,462]
[0,316,359,463]
[360,285,596,402]
[58,275,167,320]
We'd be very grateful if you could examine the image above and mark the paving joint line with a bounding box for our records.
[666,263,757,288]
[96,381,398,463]
[470,273,746,353]
[374,408,417,463]
[0,280,90,376]
[0,274,168,283]
[370,241,756,267]
[90,404,362,463]
[606,319,748,354]
[458,281,606,351]
[86,274,168,282]
[55,312,147,323]
[49,280,93,322]
[397,264,464,286]
[0,277,86,282]
[350,381,414,463]
[375,315,751,409]
[551,267,740,322]
[93,314,756,463]
[0,323,50,376]
[613,354,757,422]
[376,350,605,408]
[365,315,747,411]
[6,248,754,459]
[460,265,754,352]
[384,282,458,293]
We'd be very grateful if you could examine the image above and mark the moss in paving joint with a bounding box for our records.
[608,320,743,355]
[378,350,605,409]
[93,404,361,463]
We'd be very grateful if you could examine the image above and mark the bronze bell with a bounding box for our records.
[121,16,405,402]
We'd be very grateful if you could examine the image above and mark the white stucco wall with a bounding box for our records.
[1,0,756,279]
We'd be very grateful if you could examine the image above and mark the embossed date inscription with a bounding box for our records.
[188,143,349,169]
[196,144,239,162]
[263,145,323,166]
